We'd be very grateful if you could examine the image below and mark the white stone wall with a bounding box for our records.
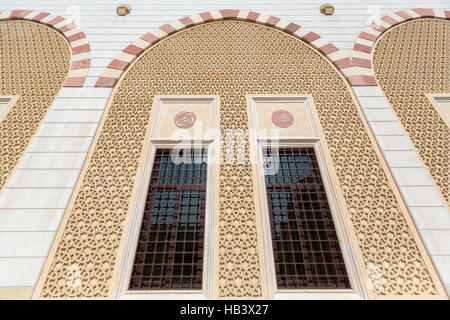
[0,0,448,297]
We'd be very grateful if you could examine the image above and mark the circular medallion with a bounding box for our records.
[174,110,197,129]
[271,110,294,128]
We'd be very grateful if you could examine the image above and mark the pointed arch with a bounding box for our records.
[0,9,91,86]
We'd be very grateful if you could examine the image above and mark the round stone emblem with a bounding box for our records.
[174,110,197,129]
[271,110,294,128]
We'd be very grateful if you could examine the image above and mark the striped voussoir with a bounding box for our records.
[0,9,91,87]
[352,8,450,86]
[95,9,354,87]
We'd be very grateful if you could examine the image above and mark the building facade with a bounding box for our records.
[0,0,449,300]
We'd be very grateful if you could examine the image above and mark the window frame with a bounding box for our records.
[247,95,366,300]
[116,96,219,300]
[0,96,18,123]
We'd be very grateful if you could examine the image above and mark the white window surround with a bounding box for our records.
[0,96,17,123]
[247,95,366,300]
[426,93,450,128]
[115,96,219,300]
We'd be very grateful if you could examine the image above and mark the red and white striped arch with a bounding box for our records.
[0,9,91,87]
[95,9,358,87]
[352,8,450,86]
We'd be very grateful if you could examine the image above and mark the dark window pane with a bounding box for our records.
[263,147,350,289]
[129,148,207,290]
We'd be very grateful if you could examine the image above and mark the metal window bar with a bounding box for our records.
[263,147,350,289]
[129,148,207,290]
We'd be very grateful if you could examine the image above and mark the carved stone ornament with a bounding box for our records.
[174,110,197,128]
[271,110,294,128]
[37,20,441,299]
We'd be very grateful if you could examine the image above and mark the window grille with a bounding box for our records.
[263,147,350,289]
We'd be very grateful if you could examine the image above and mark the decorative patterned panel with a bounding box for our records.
[129,148,207,290]
[38,21,441,298]
[95,9,353,87]
[0,9,91,87]
[263,147,350,289]
[373,19,450,204]
[0,20,71,194]
[352,8,450,82]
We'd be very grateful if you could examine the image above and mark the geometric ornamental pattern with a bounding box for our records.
[38,21,439,298]
[263,147,350,289]
[0,20,70,194]
[95,9,362,87]
[373,19,450,204]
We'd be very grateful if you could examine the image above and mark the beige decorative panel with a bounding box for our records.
[373,19,450,204]
[37,21,443,299]
[429,96,450,127]
[152,97,216,139]
[0,20,71,193]
[253,99,314,138]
